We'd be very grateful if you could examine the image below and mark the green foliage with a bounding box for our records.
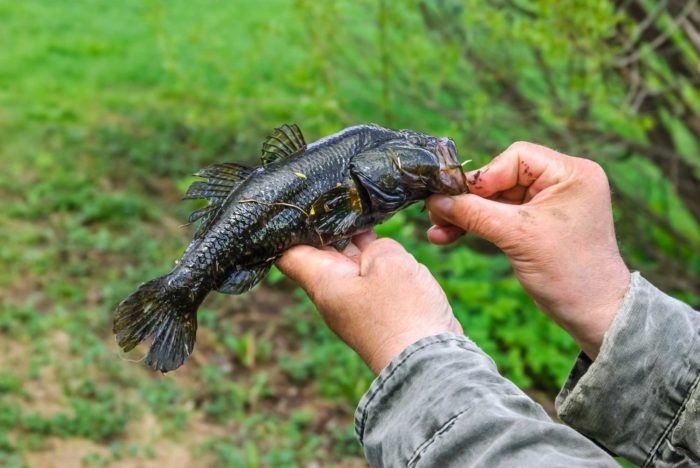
[198,411,326,467]
[138,379,191,432]
[22,379,132,441]
[280,296,375,402]
[197,365,253,424]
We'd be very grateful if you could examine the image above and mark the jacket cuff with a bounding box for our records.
[555,272,700,465]
[354,333,492,463]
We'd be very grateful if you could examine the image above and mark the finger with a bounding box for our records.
[428,207,466,243]
[491,184,527,204]
[429,209,452,227]
[341,241,361,258]
[426,193,518,246]
[468,141,571,199]
[427,224,465,244]
[277,245,357,290]
[352,230,378,251]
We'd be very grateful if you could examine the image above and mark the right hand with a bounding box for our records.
[426,142,630,359]
[278,232,463,374]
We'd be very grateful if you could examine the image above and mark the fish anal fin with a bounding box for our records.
[261,124,306,166]
[217,262,274,295]
[309,185,364,240]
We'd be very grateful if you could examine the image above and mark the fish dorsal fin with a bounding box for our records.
[185,162,255,237]
[261,124,306,166]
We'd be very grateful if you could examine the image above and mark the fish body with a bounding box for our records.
[113,124,467,372]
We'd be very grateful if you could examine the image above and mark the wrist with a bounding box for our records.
[364,319,464,374]
[549,262,631,359]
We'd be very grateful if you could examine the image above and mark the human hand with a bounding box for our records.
[426,142,630,359]
[277,231,463,374]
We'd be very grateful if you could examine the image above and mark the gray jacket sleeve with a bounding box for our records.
[355,334,618,467]
[556,272,700,466]
[355,272,700,467]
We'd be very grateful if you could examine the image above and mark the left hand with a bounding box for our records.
[277,231,463,374]
[426,142,630,359]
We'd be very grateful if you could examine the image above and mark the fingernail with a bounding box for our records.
[430,196,454,213]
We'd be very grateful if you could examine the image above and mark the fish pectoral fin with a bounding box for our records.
[217,262,274,295]
[309,186,364,240]
[261,124,306,166]
[185,162,256,237]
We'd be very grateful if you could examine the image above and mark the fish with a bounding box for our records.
[113,124,467,372]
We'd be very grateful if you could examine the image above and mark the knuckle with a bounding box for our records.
[375,237,401,249]
[415,263,432,279]
[374,252,402,269]
[508,140,529,151]
[579,157,602,173]
[590,161,608,181]
[367,238,403,255]
[578,159,610,188]
[367,251,413,277]
[507,141,533,155]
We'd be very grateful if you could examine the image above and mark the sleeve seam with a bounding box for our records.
[356,336,475,442]
[406,407,470,468]
[644,370,700,467]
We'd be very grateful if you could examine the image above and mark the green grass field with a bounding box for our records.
[3,1,696,466]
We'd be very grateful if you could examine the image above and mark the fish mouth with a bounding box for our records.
[436,138,467,195]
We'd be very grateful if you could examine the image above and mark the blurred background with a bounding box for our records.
[1,0,699,466]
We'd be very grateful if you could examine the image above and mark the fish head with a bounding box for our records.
[350,131,467,212]
[389,131,467,196]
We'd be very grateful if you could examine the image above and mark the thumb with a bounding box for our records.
[277,244,358,292]
[427,194,518,246]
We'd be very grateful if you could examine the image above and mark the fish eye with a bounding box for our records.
[399,130,425,147]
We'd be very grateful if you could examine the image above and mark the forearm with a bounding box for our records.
[556,273,700,466]
[356,333,617,467]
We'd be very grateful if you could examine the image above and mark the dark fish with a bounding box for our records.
[113,124,467,372]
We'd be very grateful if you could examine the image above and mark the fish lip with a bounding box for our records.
[436,138,467,195]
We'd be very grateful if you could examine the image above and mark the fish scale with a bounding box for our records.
[112,123,467,372]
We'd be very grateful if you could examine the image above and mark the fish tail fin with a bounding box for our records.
[112,273,200,373]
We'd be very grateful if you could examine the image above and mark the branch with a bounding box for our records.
[620,0,669,54]
[681,16,700,52]
[615,0,699,67]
